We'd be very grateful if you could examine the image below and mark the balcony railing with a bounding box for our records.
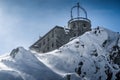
[68,17,91,24]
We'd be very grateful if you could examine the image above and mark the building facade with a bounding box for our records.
[30,26,70,53]
[29,3,91,53]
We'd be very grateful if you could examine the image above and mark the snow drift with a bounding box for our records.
[0,27,120,80]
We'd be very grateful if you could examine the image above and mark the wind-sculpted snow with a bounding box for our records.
[0,47,62,80]
[37,27,120,80]
[0,27,120,80]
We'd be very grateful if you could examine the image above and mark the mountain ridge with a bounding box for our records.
[0,27,120,80]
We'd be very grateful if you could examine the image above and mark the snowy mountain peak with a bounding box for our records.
[10,47,36,61]
[0,27,120,80]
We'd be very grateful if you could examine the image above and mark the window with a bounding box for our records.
[74,33,76,37]
[47,37,49,41]
[43,39,45,45]
[83,24,86,27]
[72,23,76,29]
[57,45,59,48]
[52,43,54,48]
[47,47,49,50]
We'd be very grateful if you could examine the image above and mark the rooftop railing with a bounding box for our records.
[68,17,91,24]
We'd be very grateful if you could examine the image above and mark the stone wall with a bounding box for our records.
[30,26,67,53]
[30,20,91,53]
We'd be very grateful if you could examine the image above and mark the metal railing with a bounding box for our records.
[68,17,91,24]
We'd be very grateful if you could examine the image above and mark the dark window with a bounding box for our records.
[47,37,49,41]
[74,33,76,37]
[73,23,75,26]
[57,45,59,48]
[83,24,86,27]
[43,39,45,45]
[47,47,49,50]
[56,43,59,48]
[52,43,54,48]
[72,23,76,29]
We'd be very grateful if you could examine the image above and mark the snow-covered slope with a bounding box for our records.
[0,47,62,80]
[0,27,120,80]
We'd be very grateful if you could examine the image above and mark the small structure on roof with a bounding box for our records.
[29,3,91,53]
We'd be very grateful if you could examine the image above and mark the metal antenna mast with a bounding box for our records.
[77,2,80,17]
[70,2,88,19]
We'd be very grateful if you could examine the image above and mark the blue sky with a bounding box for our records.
[0,0,120,55]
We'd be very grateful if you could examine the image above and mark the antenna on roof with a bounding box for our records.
[70,2,87,20]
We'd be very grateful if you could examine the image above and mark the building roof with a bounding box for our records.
[30,26,64,48]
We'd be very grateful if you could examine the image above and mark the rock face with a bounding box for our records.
[0,27,120,80]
